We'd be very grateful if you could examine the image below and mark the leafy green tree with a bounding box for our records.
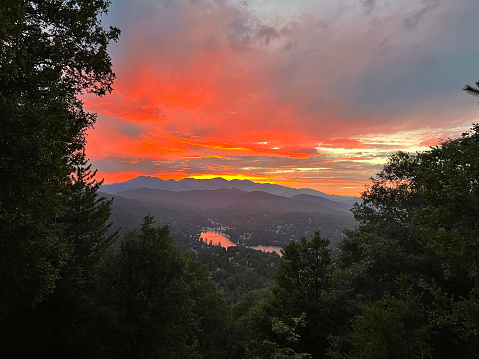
[0,159,119,358]
[247,313,312,359]
[248,232,336,358]
[95,216,203,358]
[276,232,332,302]
[186,257,229,359]
[226,289,271,359]
[0,0,119,318]
[334,124,479,357]
[331,278,432,359]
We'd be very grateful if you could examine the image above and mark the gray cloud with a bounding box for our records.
[223,10,297,51]
[403,0,441,29]
[362,0,376,15]
[119,123,145,138]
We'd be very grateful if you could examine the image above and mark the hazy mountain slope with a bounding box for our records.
[291,194,354,212]
[100,176,358,205]
[114,188,350,215]
[114,187,246,209]
[106,188,356,247]
[100,176,192,193]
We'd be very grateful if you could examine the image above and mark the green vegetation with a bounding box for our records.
[3,1,479,358]
[187,241,281,304]
[93,216,227,358]
[241,124,479,358]
[328,124,479,358]
[0,0,119,318]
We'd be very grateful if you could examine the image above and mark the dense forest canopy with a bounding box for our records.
[330,124,479,358]
[0,0,119,317]
[2,1,479,358]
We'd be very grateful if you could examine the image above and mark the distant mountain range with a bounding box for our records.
[113,187,352,214]
[102,177,359,246]
[101,176,358,205]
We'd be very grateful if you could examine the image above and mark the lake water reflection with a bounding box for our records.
[248,245,283,256]
[198,231,282,255]
[199,231,236,248]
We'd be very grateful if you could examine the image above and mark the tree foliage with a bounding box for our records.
[247,232,336,359]
[94,216,228,359]
[62,156,118,270]
[333,124,479,358]
[0,0,119,317]
[95,216,198,358]
[0,160,120,358]
[276,232,332,302]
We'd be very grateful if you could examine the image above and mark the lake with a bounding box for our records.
[199,231,237,248]
[248,245,283,256]
[198,231,282,255]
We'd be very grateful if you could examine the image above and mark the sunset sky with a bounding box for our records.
[84,0,479,196]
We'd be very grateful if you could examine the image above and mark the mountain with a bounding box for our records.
[115,187,246,209]
[114,187,350,214]
[101,176,358,205]
[105,187,357,247]
[291,194,354,212]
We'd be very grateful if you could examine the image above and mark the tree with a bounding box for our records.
[329,277,432,359]
[334,124,479,357]
[0,0,119,318]
[276,232,332,303]
[0,158,120,358]
[247,313,312,359]
[63,156,118,271]
[247,232,335,358]
[464,81,479,98]
[186,257,229,359]
[95,216,201,359]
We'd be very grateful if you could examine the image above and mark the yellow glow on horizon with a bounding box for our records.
[186,174,363,196]
[190,174,272,182]
[99,171,365,196]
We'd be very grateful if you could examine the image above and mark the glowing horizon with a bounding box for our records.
[101,172,365,197]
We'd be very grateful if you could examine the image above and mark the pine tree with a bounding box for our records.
[0,157,119,357]
[95,216,200,359]
[0,0,119,317]
[63,156,118,272]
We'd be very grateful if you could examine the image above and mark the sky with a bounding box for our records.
[84,0,479,196]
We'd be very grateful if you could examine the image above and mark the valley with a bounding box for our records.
[103,177,358,248]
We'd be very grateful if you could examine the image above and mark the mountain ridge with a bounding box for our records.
[103,187,357,246]
[114,187,351,214]
[101,176,358,205]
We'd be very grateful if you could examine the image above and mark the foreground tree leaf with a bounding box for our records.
[0,0,119,318]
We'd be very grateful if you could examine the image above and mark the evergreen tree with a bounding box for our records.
[0,159,119,358]
[63,156,118,271]
[0,0,119,318]
[248,232,336,358]
[95,216,201,359]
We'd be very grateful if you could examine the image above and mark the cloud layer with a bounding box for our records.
[85,0,479,195]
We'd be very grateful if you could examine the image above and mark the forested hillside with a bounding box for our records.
[3,1,479,358]
[105,187,356,246]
